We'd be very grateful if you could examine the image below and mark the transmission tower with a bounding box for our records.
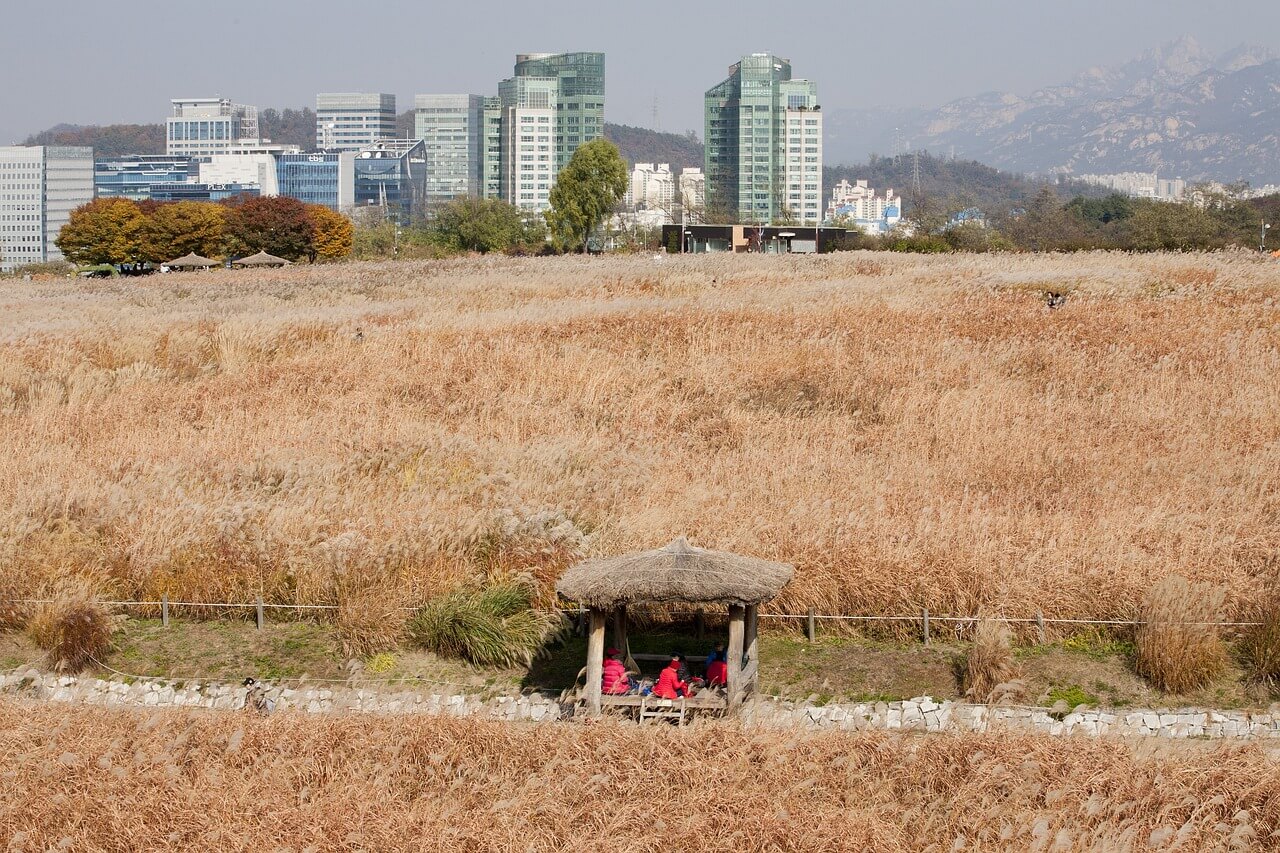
[652,95,659,131]
[911,150,923,202]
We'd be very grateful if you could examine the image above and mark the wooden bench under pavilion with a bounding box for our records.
[555,537,794,717]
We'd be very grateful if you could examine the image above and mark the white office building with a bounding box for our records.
[317,93,397,152]
[414,94,484,205]
[628,163,675,219]
[680,168,706,223]
[497,76,559,212]
[784,107,823,225]
[166,98,261,157]
[0,146,94,273]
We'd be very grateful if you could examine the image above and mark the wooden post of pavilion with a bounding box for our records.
[743,603,760,699]
[584,608,607,716]
[726,604,745,708]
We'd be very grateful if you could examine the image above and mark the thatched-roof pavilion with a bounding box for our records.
[232,250,291,268]
[166,252,219,270]
[556,537,793,716]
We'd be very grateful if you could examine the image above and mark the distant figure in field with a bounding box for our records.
[353,327,365,342]
[242,677,275,715]
[1045,292,1067,310]
[602,647,633,695]
[652,654,688,699]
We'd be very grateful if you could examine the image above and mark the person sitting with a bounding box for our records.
[676,653,693,684]
[652,654,688,700]
[705,656,728,688]
[601,647,633,695]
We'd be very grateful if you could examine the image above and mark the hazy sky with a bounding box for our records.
[4,0,1277,145]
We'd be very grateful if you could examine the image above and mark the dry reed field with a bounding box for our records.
[2,699,1278,851]
[2,251,1278,622]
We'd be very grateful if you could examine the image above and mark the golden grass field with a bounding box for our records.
[2,251,1278,622]
[2,699,1278,851]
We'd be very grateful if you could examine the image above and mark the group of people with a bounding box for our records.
[601,643,730,699]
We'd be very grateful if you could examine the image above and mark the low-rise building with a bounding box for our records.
[352,139,428,224]
[95,156,194,202]
[276,152,356,210]
[316,93,397,152]
[0,145,94,272]
[166,98,260,157]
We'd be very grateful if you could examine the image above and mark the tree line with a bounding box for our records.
[56,196,353,267]
[834,187,1277,253]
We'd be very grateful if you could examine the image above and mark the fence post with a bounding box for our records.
[256,595,264,630]
[1036,611,1046,645]
[161,594,169,628]
[922,608,930,646]
[806,607,816,643]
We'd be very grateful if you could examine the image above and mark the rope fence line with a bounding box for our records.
[2,598,1266,629]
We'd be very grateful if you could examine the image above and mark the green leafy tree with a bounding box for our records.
[546,139,628,252]
[429,197,543,254]
[55,199,147,265]
[221,195,315,261]
[1121,201,1226,251]
[140,201,226,262]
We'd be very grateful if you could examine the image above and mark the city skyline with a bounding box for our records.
[3,0,1277,149]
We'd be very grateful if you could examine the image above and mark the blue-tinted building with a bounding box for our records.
[147,182,260,202]
[276,151,355,211]
[95,156,194,201]
[353,140,427,224]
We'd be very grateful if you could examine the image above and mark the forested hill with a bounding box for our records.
[603,124,703,170]
[22,108,318,155]
[825,153,1106,215]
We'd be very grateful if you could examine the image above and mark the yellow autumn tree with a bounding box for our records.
[140,201,226,263]
[307,205,354,262]
[55,199,146,265]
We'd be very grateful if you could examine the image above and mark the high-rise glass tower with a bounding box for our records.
[481,52,604,211]
[414,94,485,205]
[704,54,822,225]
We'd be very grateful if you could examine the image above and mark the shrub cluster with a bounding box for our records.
[1134,576,1228,693]
[409,581,564,667]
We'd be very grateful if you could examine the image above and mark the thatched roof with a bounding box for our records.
[556,537,794,608]
[233,250,291,267]
[166,252,219,269]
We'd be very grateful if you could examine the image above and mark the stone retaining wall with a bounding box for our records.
[5,669,1279,739]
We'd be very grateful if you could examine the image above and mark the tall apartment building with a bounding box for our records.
[482,52,604,211]
[316,93,397,151]
[704,54,822,225]
[167,98,260,157]
[414,94,484,206]
[628,163,675,214]
[0,146,93,272]
[680,168,706,223]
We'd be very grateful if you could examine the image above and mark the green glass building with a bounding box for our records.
[705,54,822,225]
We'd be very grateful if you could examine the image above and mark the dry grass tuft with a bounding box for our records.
[4,700,1280,851]
[25,581,114,672]
[336,583,408,660]
[1134,576,1228,693]
[964,618,1020,702]
[1241,595,1280,691]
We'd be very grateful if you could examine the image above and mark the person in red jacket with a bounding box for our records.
[601,647,632,695]
[651,654,688,699]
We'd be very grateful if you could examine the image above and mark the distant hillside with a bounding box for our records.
[871,37,1280,185]
[22,108,317,156]
[604,123,702,170]
[22,123,165,157]
[826,152,1106,217]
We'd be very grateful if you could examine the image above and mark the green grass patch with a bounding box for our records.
[1046,684,1098,709]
